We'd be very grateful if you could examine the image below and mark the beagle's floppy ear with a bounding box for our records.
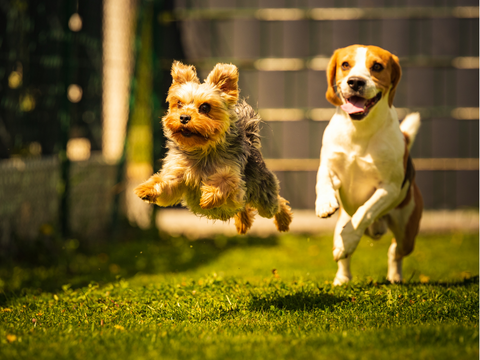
[206,63,239,104]
[171,61,200,85]
[388,54,402,107]
[325,50,343,106]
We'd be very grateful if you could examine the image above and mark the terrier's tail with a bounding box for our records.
[399,112,421,150]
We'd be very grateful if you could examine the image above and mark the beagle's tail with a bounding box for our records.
[400,112,421,150]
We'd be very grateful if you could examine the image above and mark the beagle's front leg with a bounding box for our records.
[334,184,401,260]
[315,163,341,218]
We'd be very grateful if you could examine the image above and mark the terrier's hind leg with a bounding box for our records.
[234,205,256,235]
[274,196,293,232]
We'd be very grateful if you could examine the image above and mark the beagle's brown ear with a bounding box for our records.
[171,61,200,85]
[388,54,402,107]
[206,63,239,104]
[325,50,343,106]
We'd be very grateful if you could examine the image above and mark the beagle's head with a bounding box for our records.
[325,45,401,121]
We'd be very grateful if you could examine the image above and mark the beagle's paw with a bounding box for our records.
[315,195,339,218]
[333,273,351,286]
[387,273,403,284]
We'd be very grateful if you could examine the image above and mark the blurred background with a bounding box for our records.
[0,0,478,249]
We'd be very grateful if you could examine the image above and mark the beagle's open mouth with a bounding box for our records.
[341,92,382,120]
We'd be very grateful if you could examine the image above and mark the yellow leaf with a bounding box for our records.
[419,274,430,284]
[114,325,125,330]
[6,334,17,343]
[53,294,59,301]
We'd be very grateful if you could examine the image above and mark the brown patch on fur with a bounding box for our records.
[402,134,410,169]
[400,182,423,257]
[325,49,343,106]
[391,182,423,259]
[386,53,401,107]
[234,205,256,234]
[397,133,415,209]
[274,196,293,232]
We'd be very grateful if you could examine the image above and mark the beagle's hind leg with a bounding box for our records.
[274,196,293,232]
[386,183,423,283]
[234,205,256,235]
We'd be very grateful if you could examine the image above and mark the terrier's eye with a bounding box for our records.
[341,62,350,70]
[199,103,211,114]
[371,63,384,72]
[177,101,183,108]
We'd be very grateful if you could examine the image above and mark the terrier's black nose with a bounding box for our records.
[347,77,366,92]
[180,114,191,124]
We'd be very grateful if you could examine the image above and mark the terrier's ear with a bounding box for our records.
[388,54,402,107]
[171,61,199,85]
[325,50,343,106]
[206,63,239,104]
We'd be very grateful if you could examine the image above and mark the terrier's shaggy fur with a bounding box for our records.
[134,61,293,234]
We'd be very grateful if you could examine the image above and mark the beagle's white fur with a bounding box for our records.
[315,45,423,285]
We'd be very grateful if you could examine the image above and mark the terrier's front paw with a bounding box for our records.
[199,186,225,209]
[134,182,160,203]
[316,195,339,218]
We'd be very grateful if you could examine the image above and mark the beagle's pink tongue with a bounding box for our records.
[341,96,367,114]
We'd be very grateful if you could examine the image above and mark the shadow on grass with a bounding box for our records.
[365,275,479,288]
[247,276,479,314]
[404,275,479,287]
[0,223,279,299]
[249,291,347,312]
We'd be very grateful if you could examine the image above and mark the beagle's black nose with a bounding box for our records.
[180,114,191,124]
[347,77,366,92]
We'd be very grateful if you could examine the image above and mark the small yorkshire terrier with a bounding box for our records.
[134,61,293,234]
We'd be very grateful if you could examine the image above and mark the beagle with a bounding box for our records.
[315,45,423,285]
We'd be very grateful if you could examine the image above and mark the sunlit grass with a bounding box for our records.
[0,231,478,359]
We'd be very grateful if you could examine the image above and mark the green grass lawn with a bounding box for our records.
[0,230,478,360]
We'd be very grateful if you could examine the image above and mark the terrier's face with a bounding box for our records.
[163,62,239,151]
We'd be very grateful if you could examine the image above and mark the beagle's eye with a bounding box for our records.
[341,62,350,70]
[199,103,211,114]
[371,63,384,72]
[177,101,183,108]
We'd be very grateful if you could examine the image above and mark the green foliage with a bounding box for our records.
[0,232,478,359]
[127,3,154,166]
